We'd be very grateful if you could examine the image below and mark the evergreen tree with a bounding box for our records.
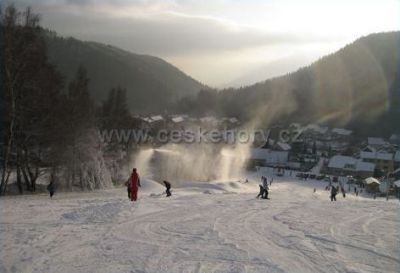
[101,86,132,129]
[312,141,317,155]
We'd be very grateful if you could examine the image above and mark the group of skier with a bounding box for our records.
[125,168,172,202]
[328,182,346,201]
[46,167,356,203]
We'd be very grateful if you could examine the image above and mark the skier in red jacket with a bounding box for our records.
[130,168,141,201]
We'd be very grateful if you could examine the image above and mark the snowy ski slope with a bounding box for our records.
[1,178,399,273]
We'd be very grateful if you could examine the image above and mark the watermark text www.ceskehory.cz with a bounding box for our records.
[99,128,272,144]
[99,126,304,144]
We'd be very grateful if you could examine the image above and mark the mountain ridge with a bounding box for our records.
[244,31,400,134]
[174,31,400,135]
[43,30,206,114]
[43,29,400,134]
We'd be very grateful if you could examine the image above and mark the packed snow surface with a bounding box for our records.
[1,177,399,273]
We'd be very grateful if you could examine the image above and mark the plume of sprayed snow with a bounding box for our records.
[218,144,250,181]
[127,142,250,186]
[126,148,154,179]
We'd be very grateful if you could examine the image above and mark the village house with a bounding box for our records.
[141,115,166,132]
[249,141,291,168]
[394,150,400,169]
[199,116,219,129]
[389,134,400,145]
[287,139,319,171]
[220,117,239,129]
[323,155,375,179]
[167,115,190,130]
[364,177,381,193]
[303,124,329,138]
[298,125,354,156]
[367,137,389,147]
[360,146,395,172]
[331,128,353,138]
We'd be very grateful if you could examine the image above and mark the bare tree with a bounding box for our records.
[1,5,63,194]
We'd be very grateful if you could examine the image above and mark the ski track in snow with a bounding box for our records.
[0,180,399,273]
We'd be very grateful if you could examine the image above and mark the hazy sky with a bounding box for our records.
[11,0,400,87]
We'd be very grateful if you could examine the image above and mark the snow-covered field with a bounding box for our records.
[1,177,399,273]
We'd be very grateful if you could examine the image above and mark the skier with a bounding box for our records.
[163,180,172,197]
[257,177,265,198]
[340,186,346,198]
[330,186,338,201]
[270,177,273,186]
[47,176,56,199]
[262,176,269,199]
[130,168,141,201]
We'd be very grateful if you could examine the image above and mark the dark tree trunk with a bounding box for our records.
[16,149,23,194]
[21,165,32,191]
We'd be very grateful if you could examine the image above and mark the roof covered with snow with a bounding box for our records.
[389,134,400,142]
[328,155,357,169]
[142,117,152,123]
[200,116,218,124]
[221,117,239,124]
[171,116,185,123]
[365,177,380,185]
[143,115,164,123]
[151,115,164,122]
[332,128,352,136]
[360,151,393,161]
[362,146,376,153]
[328,155,375,172]
[305,124,328,134]
[229,117,238,123]
[368,137,387,146]
[274,142,291,151]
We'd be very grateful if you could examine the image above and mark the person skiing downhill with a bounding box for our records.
[163,180,172,197]
[340,186,346,198]
[330,186,338,201]
[47,175,56,199]
[257,184,265,198]
[262,177,269,199]
[130,168,141,201]
[257,176,266,198]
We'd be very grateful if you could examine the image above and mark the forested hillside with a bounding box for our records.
[175,32,400,135]
[44,31,205,113]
